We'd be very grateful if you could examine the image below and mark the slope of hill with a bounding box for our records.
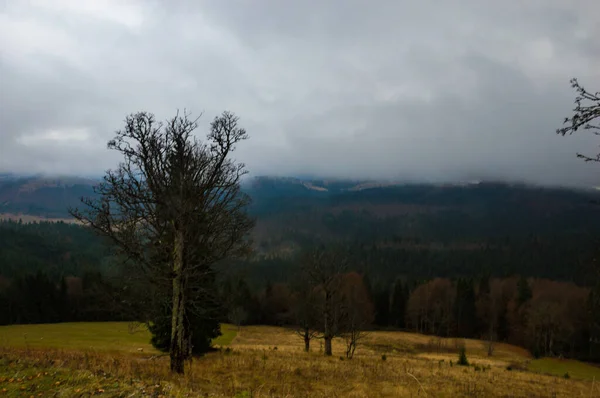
[0,174,96,217]
[0,219,113,278]
[2,174,600,282]
[5,173,599,222]
[247,176,600,245]
[0,323,596,397]
[240,177,600,284]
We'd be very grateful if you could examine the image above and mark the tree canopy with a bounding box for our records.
[70,110,254,373]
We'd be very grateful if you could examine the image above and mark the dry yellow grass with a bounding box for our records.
[1,324,597,397]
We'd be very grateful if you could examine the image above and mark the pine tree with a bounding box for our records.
[362,274,374,305]
[589,282,600,361]
[476,275,492,337]
[457,345,469,366]
[149,299,221,356]
[517,276,532,306]
[373,286,391,327]
[455,278,477,338]
[389,278,407,328]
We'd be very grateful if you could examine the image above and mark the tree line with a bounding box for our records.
[0,271,126,325]
[3,254,598,363]
[219,256,600,362]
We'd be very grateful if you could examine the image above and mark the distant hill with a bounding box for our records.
[2,174,600,282]
[0,175,97,218]
[246,176,600,244]
[3,174,600,234]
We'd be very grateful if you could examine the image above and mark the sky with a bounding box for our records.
[1,0,600,187]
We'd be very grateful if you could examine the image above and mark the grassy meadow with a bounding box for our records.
[0,322,598,397]
[0,322,238,355]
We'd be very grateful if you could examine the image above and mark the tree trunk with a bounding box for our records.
[323,291,334,356]
[304,328,310,352]
[349,337,357,359]
[170,230,186,374]
[487,326,495,356]
[487,339,494,356]
[324,336,333,356]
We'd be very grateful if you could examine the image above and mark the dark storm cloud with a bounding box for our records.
[0,0,599,186]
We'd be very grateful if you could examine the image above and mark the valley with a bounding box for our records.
[2,175,600,396]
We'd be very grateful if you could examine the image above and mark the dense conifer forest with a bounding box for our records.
[2,178,600,362]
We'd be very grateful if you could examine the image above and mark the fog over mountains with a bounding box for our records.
[2,1,600,186]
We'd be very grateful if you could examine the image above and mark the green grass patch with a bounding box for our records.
[213,324,237,347]
[529,358,600,381]
[0,322,156,354]
[0,322,237,354]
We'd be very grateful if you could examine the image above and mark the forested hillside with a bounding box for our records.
[3,175,600,284]
[244,178,600,285]
[2,175,600,361]
[0,175,96,217]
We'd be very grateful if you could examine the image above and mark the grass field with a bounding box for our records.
[212,324,237,347]
[529,357,600,381]
[1,322,598,397]
[0,322,238,354]
[0,322,157,354]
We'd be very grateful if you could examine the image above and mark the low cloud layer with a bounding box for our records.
[1,0,599,186]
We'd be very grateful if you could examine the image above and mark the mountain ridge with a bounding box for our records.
[2,174,600,219]
[2,173,600,283]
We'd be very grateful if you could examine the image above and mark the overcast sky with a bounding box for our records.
[1,0,599,186]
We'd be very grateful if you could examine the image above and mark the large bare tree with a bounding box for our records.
[70,110,254,374]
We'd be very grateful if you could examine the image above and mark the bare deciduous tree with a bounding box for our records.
[406,278,454,336]
[339,272,374,359]
[558,78,600,358]
[70,110,253,374]
[290,277,320,352]
[302,246,347,356]
[229,306,248,331]
[557,78,600,162]
[524,280,588,358]
[476,278,497,357]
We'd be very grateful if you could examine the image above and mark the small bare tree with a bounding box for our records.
[229,306,248,331]
[485,330,497,357]
[295,313,320,353]
[339,272,374,359]
[290,277,320,352]
[70,110,253,374]
[302,246,347,356]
